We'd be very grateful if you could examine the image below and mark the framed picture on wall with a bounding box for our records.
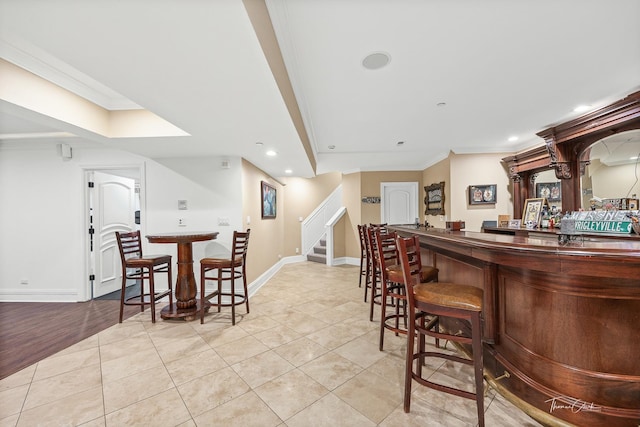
[261,181,276,219]
[468,184,497,205]
[424,182,445,216]
[536,182,561,202]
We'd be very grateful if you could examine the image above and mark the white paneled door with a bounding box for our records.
[89,171,137,298]
[381,182,419,225]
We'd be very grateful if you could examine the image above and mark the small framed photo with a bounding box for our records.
[536,182,561,202]
[261,181,277,219]
[508,219,521,229]
[522,198,545,228]
[469,184,497,205]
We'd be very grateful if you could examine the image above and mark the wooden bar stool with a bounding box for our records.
[378,230,438,351]
[362,224,386,305]
[373,229,402,350]
[397,234,485,427]
[357,224,370,289]
[115,230,173,323]
[365,224,386,320]
[200,229,250,325]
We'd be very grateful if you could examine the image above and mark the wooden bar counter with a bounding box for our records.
[390,226,640,427]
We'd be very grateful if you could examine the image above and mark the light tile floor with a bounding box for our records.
[0,262,543,426]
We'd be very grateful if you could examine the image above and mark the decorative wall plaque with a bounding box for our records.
[424,182,445,216]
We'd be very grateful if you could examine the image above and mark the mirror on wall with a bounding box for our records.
[580,129,640,210]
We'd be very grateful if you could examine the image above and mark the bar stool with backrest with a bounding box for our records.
[396,234,485,427]
[373,229,401,349]
[375,229,438,351]
[365,224,386,320]
[363,224,386,304]
[200,229,250,325]
[357,224,370,290]
[116,230,173,323]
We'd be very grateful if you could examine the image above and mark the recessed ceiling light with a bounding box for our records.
[508,136,519,142]
[285,169,293,174]
[397,141,405,146]
[573,105,591,113]
[328,145,336,150]
[255,142,263,146]
[436,102,447,107]
[266,150,277,156]
[362,52,391,70]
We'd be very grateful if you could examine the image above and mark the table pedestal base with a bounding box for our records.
[161,299,211,321]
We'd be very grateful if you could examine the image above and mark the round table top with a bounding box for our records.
[146,231,218,244]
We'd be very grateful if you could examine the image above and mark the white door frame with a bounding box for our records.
[81,164,145,301]
[380,182,419,225]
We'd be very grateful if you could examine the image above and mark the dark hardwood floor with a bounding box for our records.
[0,300,139,380]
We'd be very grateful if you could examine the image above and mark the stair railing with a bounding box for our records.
[324,206,346,266]
[302,185,343,264]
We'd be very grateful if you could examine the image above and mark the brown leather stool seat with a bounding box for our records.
[375,230,439,351]
[116,230,173,324]
[397,234,485,427]
[386,264,438,284]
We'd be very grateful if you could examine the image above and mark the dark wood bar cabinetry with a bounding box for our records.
[391,226,640,427]
[502,91,640,218]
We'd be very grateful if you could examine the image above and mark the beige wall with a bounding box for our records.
[422,152,514,231]
[450,153,513,231]
[281,172,343,257]
[360,171,424,225]
[242,151,516,282]
[342,172,362,259]
[241,159,285,283]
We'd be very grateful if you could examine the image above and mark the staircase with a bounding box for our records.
[307,237,326,264]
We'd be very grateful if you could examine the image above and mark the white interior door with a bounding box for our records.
[381,182,419,225]
[90,171,137,298]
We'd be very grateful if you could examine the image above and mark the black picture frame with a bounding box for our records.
[468,184,497,205]
[261,181,276,219]
[536,182,561,202]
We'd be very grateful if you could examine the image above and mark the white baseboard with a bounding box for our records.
[0,288,79,302]
[0,256,357,302]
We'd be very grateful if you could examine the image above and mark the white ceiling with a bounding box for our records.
[1,0,639,179]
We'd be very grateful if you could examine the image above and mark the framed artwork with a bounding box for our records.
[424,181,445,216]
[468,184,497,205]
[536,182,561,202]
[522,198,545,228]
[261,181,276,219]
[508,219,521,229]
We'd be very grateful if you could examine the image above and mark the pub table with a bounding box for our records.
[146,231,219,321]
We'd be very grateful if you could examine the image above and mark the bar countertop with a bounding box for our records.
[392,226,640,280]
